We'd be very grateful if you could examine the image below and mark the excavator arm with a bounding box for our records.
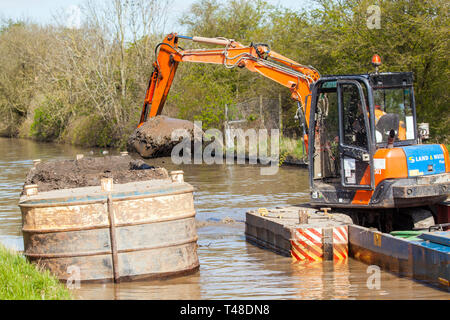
[139,33,320,148]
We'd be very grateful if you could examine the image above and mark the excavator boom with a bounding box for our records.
[139,33,320,141]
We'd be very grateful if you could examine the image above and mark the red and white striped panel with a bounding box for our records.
[333,226,348,260]
[291,228,323,262]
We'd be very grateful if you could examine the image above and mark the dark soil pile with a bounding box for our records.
[23,155,169,193]
[127,115,203,158]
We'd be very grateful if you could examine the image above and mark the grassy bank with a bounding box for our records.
[0,244,72,300]
[280,136,306,164]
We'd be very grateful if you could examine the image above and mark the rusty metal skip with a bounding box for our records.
[20,169,200,282]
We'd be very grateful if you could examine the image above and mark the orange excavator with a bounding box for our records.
[139,33,450,229]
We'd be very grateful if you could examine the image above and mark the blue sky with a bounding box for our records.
[0,0,315,27]
[0,0,84,22]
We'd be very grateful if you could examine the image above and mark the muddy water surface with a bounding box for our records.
[0,137,447,299]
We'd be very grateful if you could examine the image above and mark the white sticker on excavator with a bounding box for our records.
[344,158,355,170]
[406,116,414,140]
[344,158,356,183]
[374,158,385,170]
[347,176,356,184]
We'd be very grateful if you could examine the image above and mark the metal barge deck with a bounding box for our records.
[245,202,450,291]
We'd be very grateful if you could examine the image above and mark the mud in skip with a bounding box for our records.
[24,155,169,193]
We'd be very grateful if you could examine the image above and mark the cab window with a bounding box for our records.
[312,81,340,181]
[373,87,415,143]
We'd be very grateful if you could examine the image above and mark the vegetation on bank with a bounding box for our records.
[280,137,306,163]
[0,244,72,300]
[0,0,448,150]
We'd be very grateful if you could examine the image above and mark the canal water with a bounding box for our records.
[0,137,447,299]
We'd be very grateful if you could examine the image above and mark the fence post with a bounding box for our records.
[259,95,264,128]
[278,93,283,136]
[224,103,228,124]
[224,104,232,149]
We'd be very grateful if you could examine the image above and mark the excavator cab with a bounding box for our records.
[308,72,450,209]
